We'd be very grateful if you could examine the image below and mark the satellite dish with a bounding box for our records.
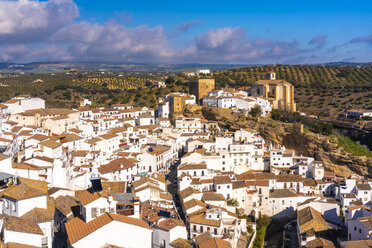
[148,147,153,152]
[108,195,113,203]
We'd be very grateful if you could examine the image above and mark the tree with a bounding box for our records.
[165,76,175,85]
[227,199,239,207]
[249,105,262,117]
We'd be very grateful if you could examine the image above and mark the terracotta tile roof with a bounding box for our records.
[189,214,220,227]
[18,130,32,136]
[269,189,297,198]
[343,240,372,248]
[179,187,201,200]
[141,205,162,223]
[297,207,330,234]
[3,243,39,248]
[32,156,54,163]
[66,213,151,245]
[102,181,126,193]
[198,238,232,248]
[203,192,226,202]
[55,195,80,216]
[232,181,246,189]
[306,237,335,248]
[137,113,154,119]
[58,133,83,142]
[68,128,83,133]
[213,176,231,185]
[2,178,47,200]
[160,192,173,201]
[28,134,49,141]
[75,190,100,206]
[39,139,61,149]
[12,162,39,171]
[150,173,166,183]
[343,193,357,199]
[245,180,269,187]
[74,150,89,157]
[303,178,317,187]
[86,137,102,144]
[0,153,10,161]
[156,218,185,231]
[184,198,207,210]
[357,183,371,190]
[3,215,43,235]
[101,244,124,248]
[148,145,171,155]
[100,133,118,140]
[0,103,8,109]
[21,196,55,223]
[169,238,192,248]
[358,215,372,231]
[348,205,370,211]
[195,232,212,245]
[236,172,275,181]
[276,174,303,182]
[98,157,136,174]
[110,127,127,133]
[178,162,207,170]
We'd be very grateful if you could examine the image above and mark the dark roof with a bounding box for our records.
[357,183,371,191]
[112,193,135,205]
[98,158,136,174]
[269,189,297,198]
[213,176,231,185]
[55,195,80,216]
[4,215,43,235]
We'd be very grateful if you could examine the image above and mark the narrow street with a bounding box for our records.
[166,160,186,222]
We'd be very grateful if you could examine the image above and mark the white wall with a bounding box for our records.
[73,220,152,248]
[4,230,42,247]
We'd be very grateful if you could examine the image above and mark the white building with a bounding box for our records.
[65,213,153,248]
[4,95,45,115]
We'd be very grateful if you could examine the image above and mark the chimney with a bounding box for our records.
[133,196,141,219]
[120,164,123,169]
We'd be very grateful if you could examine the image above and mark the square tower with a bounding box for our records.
[266,72,276,80]
[189,79,215,104]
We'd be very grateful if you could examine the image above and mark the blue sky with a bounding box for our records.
[0,0,371,64]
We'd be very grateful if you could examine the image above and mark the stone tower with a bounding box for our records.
[189,79,215,104]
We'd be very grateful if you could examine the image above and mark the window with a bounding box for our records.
[13,203,16,212]
[200,226,203,232]
[218,186,221,190]
[359,228,361,233]
[214,228,217,235]
[91,208,98,218]
[354,226,357,231]
[193,225,196,232]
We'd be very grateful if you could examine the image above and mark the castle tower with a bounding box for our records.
[266,72,276,80]
[189,79,215,104]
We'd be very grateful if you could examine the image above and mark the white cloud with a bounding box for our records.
[0,0,306,63]
[0,0,78,43]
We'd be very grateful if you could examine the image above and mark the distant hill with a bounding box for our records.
[0,61,370,73]
[210,65,372,116]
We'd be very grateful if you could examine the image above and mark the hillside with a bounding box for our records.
[185,106,372,178]
[211,65,372,116]
[0,73,174,109]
